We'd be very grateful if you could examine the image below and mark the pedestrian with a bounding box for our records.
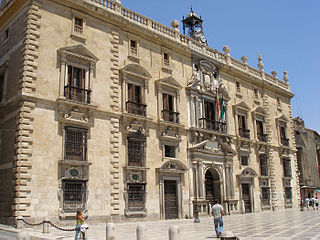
[211,199,224,238]
[305,197,310,210]
[315,197,319,210]
[311,196,316,210]
[74,210,86,240]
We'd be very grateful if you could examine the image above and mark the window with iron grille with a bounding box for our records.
[283,158,292,178]
[261,187,270,201]
[128,183,146,211]
[65,127,88,161]
[74,17,83,34]
[127,131,145,166]
[241,155,249,166]
[63,180,86,212]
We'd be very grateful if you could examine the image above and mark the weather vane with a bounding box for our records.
[190,0,192,11]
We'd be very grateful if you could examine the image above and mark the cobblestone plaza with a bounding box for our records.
[8,210,320,240]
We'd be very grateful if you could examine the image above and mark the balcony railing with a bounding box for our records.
[199,118,227,133]
[64,85,91,104]
[239,128,250,138]
[258,133,268,142]
[126,101,147,116]
[162,109,179,123]
[281,137,289,147]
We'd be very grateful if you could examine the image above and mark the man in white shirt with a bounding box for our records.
[211,199,224,238]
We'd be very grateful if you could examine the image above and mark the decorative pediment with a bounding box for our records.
[159,127,180,142]
[254,106,266,116]
[120,63,152,80]
[160,160,188,172]
[276,114,288,123]
[58,104,93,127]
[240,167,258,177]
[233,101,250,112]
[156,76,182,90]
[58,44,99,63]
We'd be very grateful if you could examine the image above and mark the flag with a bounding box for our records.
[220,95,226,120]
[216,94,220,120]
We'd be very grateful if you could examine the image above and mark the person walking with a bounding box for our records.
[311,196,316,210]
[211,199,224,238]
[74,210,86,240]
[305,197,310,210]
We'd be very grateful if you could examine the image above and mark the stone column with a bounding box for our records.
[198,161,204,199]
[225,163,230,198]
[229,164,235,197]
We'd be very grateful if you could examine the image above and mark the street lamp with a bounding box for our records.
[194,162,200,223]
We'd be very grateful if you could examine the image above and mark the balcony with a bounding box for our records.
[64,85,91,104]
[199,118,227,133]
[281,137,289,147]
[258,133,268,142]
[126,101,147,116]
[239,128,250,138]
[162,109,179,123]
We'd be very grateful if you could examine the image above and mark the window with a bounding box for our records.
[276,97,281,108]
[261,187,270,201]
[283,158,292,178]
[2,28,9,41]
[256,120,267,142]
[241,155,249,166]
[254,88,258,98]
[285,187,292,203]
[260,155,268,176]
[127,83,146,116]
[74,17,83,34]
[65,65,90,103]
[280,125,289,146]
[63,180,86,212]
[238,114,250,138]
[128,184,146,211]
[162,93,179,123]
[163,53,170,66]
[164,145,176,158]
[236,81,240,92]
[0,73,4,102]
[201,100,225,131]
[127,131,145,167]
[65,127,88,161]
[130,40,137,56]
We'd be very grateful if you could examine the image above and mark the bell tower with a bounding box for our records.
[182,8,207,44]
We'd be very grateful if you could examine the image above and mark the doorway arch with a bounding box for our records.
[205,168,221,206]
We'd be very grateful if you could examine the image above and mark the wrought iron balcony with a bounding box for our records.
[281,137,289,147]
[64,85,91,104]
[199,118,227,133]
[239,128,250,138]
[258,133,268,142]
[126,101,147,116]
[162,109,179,123]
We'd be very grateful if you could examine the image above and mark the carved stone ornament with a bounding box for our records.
[58,104,90,125]
[161,127,179,140]
[126,121,145,134]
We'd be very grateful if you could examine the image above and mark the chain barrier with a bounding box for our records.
[20,218,76,232]
[49,222,75,232]
[21,219,44,226]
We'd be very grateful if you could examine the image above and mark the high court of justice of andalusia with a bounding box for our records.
[0,0,299,224]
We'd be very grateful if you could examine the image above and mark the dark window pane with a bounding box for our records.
[241,156,248,166]
[63,180,86,212]
[128,184,146,211]
[0,73,4,102]
[65,127,88,161]
[262,188,270,201]
[128,139,144,166]
[165,145,176,158]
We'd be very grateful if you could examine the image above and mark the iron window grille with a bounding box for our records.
[285,187,292,203]
[241,155,249,166]
[63,180,86,212]
[261,187,270,201]
[283,158,292,178]
[65,127,88,161]
[260,155,269,176]
[127,130,146,167]
[128,183,146,211]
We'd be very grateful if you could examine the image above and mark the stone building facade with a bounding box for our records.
[0,0,299,224]
[294,117,320,203]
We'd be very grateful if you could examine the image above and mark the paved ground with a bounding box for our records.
[5,209,320,239]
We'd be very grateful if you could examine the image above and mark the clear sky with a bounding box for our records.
[121,0,320,133]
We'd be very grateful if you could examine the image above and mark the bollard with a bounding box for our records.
[136,224,147,240]
[17,216,24,229]
[18,231,30,240]
[43,217,50,233]
[241,200,245,214]
[169,225,180,240]
[106,223,115,240]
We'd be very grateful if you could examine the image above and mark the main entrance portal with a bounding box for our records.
[205,169,221,206]
[164,180,178,219]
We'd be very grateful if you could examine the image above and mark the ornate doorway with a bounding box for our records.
[164,180,178,219]
[205,169,221,206]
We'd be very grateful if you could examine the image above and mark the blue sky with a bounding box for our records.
[121,0,320,133]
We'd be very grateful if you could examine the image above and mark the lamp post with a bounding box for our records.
[194,162,200,223]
